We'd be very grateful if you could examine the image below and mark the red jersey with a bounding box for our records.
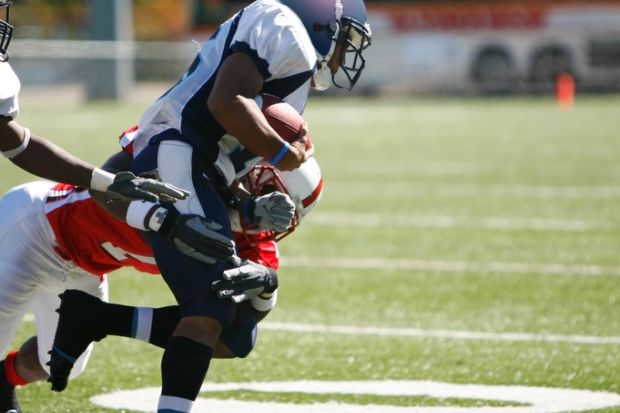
[45,183,158,276]
[44,183,279,276]
[235,231,279,270]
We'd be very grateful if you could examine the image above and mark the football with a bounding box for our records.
[260,94,313,150]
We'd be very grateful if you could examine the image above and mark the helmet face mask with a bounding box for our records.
[281,0,372,91]
[0,0,13,62]
[330,18,372,90]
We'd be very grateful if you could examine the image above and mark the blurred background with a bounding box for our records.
[4,4,620,411]
[8,0,620,101]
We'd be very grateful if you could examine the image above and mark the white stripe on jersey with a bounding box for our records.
[119,128,138,153]
[44,188,91,214]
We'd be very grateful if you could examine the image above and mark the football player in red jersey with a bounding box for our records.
[0,155,322,413]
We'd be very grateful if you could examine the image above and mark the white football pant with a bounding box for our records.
[0,181,108,378]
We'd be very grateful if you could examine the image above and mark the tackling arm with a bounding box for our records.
[92,150,235,264]
[0,117,188,202]
[1,117,97,188]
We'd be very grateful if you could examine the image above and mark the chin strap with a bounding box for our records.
[312,61,332,91]
[335,0,343,20]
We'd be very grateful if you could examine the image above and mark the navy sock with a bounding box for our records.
[160,336,213,401]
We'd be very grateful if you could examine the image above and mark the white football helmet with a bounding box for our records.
[231,157,323,240]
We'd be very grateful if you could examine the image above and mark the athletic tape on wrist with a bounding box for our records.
[251,289,278,312]
[126,200,159,230]
[90,168,116,192]
[1,127,30,159]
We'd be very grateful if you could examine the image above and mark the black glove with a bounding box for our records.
[153,206,235,264]
[212,260,278,302]
[107,171,190,203]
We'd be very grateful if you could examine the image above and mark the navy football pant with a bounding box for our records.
[131,129,236,326]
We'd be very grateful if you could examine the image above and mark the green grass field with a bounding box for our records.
[2,95,619,412]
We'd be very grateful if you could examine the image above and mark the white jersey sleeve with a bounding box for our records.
[0,61,21,119]
[230,1,317,87]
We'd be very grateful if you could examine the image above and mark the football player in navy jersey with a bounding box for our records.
[0,1,188,203]
[50,2,371,412]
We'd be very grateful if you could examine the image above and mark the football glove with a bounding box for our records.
[106,171,190,203]
[212,260,278,303]
[155,206,235,265]
[244,191,295,232]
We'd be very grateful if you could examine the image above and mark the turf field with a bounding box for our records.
[2,95,619,412]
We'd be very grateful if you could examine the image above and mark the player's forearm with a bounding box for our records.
[208,52,303,169]
[210,93,284,158]
[10,132,95,187]
[1,119,95,186]
[210,95,304,170]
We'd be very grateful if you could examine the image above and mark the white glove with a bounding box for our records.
[248,191,295,232]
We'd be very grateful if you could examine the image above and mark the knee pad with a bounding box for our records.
[219,304,258,358]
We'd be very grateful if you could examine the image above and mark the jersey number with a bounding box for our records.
[100,242,157,265]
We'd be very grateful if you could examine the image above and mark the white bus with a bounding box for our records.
[362,1,620,94]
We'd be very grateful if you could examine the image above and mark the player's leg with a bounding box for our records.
[47,290,260,358]
[0,182,61,413]
[134,132,237,413]
[0,313,29,413]
[37,273,107,391]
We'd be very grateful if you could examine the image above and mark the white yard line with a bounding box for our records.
[311,212,612,231]
[335,183,620,199]
[282,257,620,277]
[260,322,620,345]
[24,315,618,346]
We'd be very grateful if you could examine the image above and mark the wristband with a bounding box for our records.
[90,168,116,192]
[126,200,160,230]
[1,127,31,159]
[251,290,278,312]
[269,142,290,165]
[145,206,169,232]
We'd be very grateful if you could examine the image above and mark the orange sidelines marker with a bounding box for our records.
[556,73,575,109]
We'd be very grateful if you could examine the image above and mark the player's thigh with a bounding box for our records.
[0,299,30,358]
[34,274,108,377]
[134,130,236,324]
[0,265,38,356]
[131,129,232,222]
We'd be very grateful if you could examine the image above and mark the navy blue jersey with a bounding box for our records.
[132,0,316,183]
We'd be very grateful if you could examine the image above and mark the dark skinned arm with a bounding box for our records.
[207,52,307,171]
[2,118,189,202]
[90,153,255,221]
[1,117,96,187]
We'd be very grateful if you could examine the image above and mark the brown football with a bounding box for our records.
[261,94,312,150]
